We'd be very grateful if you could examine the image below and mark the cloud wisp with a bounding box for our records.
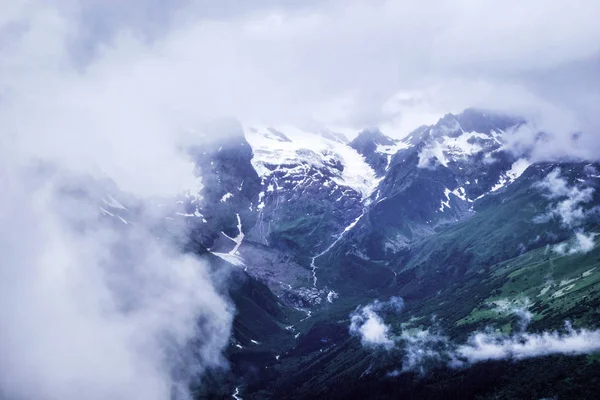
[349,297,405,349]
[533,168,598,255]
[534,168,596,229]
[352,301,600,374]
[393,323,600,373]
[455,323,600,365]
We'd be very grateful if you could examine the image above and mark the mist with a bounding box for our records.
[0,2,236,400]
[349,297,404,348]
[353,300,600,374]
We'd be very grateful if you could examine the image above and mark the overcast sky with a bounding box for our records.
[2,0,599,141]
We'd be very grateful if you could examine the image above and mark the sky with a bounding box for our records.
[0,1,599,400]
[2,0,599,139]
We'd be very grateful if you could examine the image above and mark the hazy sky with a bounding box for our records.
[2,0,599,139]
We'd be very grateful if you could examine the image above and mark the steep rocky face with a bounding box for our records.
[349,128,407,177]
[244,126,379,257]
[349,109,531,259]
[185,118,262,252]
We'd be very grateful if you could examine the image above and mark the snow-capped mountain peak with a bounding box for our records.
[246,125,380,199]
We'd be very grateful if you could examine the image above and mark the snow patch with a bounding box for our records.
[439,188,452,212]
[99,206,114,217]
[583,267,596,278]
[232,387,243,400]
[220,192,233,203]
[102,194,127,210]
[222,213,244,255]
[327,290,339,303]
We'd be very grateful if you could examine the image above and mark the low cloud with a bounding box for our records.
[354,310,600,374]
[350,307,394,348]
[570,231,597,254]
[534,168,595,228]
[554,231,597,255]
[0,3,235,400]
[455,323,600,365]
[397,323,600,372]
[349,297,405,349]
[0,166,233,400]
[534,168,598,256]
[400,328,453,373]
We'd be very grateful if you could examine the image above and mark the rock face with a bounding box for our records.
[244,126,379,256]
[353,108,530,259]
[349,128,405,176]
[185,118,262,252]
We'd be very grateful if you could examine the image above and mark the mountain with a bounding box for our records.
[244,125,379,256]
[349,128,408,176]
[95,109,599,399]
[339,109,531,261]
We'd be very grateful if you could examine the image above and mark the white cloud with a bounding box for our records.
[357,316,600,374]
[0,166,233,400]
[535,168,595,228]
[398,323,600,372]
[455,323,600,364]
[350,307,394,349]
[399,328,453,373]
[349,297,405,349]
[555,231,598,255]
[491,297,533,331]
[3,0,600,146]
[570,232,597,254]
[0,3,236,400]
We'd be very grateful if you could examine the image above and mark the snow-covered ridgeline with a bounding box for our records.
[246,125,381,199]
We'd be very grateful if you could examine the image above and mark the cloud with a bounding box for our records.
[534,168,595,228]
[354,305,600,374]
[0,3,237,400]
[554,231,597,255]
[396,323,600,372]
[349,297,405,349]
[0,165,233,400]
[570,231,597,254]
[350,307,394,348]
[3,0,600,147]
[399,328,453,373]
[534,169,598,255]
[455,323,600,364]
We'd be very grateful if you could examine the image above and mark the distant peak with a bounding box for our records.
[452,108,525,135]
[351,128,396,149]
